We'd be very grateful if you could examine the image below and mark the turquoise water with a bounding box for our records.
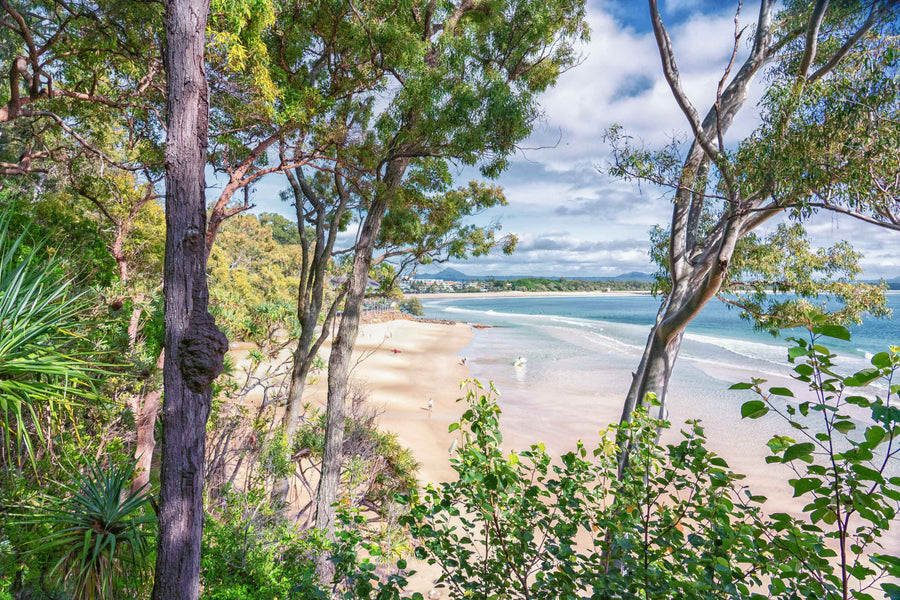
[420,292,900,537]
[420,293,900,455]
[423,293,900,374]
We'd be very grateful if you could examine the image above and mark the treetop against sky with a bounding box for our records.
[230,0,900,279]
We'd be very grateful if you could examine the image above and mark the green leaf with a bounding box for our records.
[832,420,855,434]
[730,382,754,390]
[448,423,460,432]
[871,352,892,369]
[865,426,885,447]
[741,400,769,419]
[846,368,880,387]
[788,346,809,360]
[790,477,822,497]
[783,442,815,462]
[851,465,884,483]
[769,387,794,397]
[883,583,900,600]
[793,363,814,376]
[815,325,850,341]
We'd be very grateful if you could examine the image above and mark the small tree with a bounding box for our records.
[734,324,900,599]
[608,0,900,448]
[401,297,424,316]
[315,0,590,534]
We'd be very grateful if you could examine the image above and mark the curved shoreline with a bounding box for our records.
[409,290,651,300]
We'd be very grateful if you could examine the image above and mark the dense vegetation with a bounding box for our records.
[1,0,898,599]
[487,277,651,293]
[406,277,652,293]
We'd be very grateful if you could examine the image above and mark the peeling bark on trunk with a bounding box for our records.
[151,1,228,599]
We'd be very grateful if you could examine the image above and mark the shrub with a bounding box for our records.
[201,487,323,600]
[400,298,424,317]
[403,382,789,599]
[401,333,900,600]
[23,460,155,600]
[733,324,900,599]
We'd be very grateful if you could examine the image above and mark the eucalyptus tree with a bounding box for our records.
[608,0,900,449]
[313,0,589,532]
[0,0,164,175]
[274,160,513,505]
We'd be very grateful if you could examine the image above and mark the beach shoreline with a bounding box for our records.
[410,290,651,300]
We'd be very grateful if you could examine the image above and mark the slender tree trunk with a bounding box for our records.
[151,1,228,598]
[617,251,733,473]
[315,160,407,533]
[271,330,316,502]
[131,350,165,495]
[132,387,163,494]
[620,322,682,425]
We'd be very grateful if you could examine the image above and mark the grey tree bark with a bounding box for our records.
[314,159,408,532]
[273,169,350,504]
[151,1,228,598]
[619,0,896,450]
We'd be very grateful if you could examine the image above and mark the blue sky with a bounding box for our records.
[223,0,900,279]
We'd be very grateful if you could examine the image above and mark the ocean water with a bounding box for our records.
[421,293,900,467]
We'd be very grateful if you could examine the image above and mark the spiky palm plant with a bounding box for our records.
[0,211,96,465]
[29,460,155,600]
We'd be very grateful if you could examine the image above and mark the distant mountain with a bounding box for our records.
[412,268,654,283]
[606,271,654,282]
[413,267,474,281]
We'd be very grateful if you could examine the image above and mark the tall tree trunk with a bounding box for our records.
[617,246,734,441]
[151,1,228,598]
[314,160,407,533]
[274,168,350,505]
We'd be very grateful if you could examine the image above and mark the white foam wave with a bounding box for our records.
[684,332,787,364]
[578,330,645,354]
[442,306,547,319]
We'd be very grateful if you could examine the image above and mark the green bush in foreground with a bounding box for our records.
[399,331,899,599]
[733,324,900,600]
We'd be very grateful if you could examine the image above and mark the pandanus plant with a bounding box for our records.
[0,210,96,466]
[28,460,155,600]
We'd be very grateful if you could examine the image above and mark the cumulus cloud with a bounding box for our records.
[241,1,897,280]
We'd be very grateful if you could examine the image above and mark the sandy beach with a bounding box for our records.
[298,319,473,486]
[231,309,898,588]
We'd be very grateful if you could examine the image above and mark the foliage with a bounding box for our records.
[208,214,306,342]
[399,368,899,600]
[399,297,423,316]
[294,386,419,516]
[201,486,324,600]
[733,323,900,599]
[0,211,99,466]
[648,221,890,333]
[201,491,413,600]
[259,212,305,246]
[23,460,155,600]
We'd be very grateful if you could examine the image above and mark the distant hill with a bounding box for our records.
[413,267,475,281]
[606,271,654,282]
[413,268,654,282]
